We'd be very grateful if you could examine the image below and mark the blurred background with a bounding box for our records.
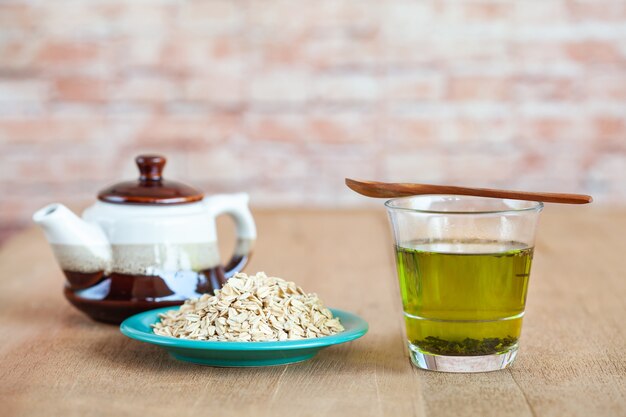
[1,0,625,243]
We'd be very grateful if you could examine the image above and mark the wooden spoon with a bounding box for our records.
[345,178,593,204]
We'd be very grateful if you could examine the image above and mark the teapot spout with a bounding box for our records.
[33,204,111,271]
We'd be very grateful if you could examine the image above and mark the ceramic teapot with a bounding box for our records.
[33,155,256,323]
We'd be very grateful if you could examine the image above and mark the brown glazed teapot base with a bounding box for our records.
[61,266,228,324]
[64,289,186,324]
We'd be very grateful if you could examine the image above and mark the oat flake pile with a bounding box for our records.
[153,272,345,341]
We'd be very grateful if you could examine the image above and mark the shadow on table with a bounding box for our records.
[86,328,411,376]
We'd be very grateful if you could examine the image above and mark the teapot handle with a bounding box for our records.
[203,193,256,278]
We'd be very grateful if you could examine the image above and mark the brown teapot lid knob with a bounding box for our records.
[98,154,203,205]
[136,155,165,182]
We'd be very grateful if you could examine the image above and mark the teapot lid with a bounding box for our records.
[98,155,204,205]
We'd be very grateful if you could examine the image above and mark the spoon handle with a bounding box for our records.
[345,179,593,205]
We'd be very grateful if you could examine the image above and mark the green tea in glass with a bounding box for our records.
[386,196,542,373]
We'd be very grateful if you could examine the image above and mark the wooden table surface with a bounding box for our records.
[1,208,625,417]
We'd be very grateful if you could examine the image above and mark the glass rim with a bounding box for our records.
[384,194,544,215]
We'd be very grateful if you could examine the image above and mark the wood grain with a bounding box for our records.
[0,208,624,417]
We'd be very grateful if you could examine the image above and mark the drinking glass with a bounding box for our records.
[385,195,543,373]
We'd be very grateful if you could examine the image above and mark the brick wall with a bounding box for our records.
[1,0,625,242]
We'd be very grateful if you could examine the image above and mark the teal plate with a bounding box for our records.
[120,307,368,367]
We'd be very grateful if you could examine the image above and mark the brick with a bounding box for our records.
[33,156,112,183]
[593,116,626,139]
[517,116,584,141]
[160,37,244,76]
[440,117,515,145]
[186,146,254,184]
[420,1,514,27]
[307,111,377,143]
[113,2,171,37]
[312,0,381,30]
[0,116,106,143]
[385,116,438,147]
[0,79,49,102]
[36,41,102,65]
[513,76,579,101]
[238,142,313,182]
[586,153,626,200]
[313,73,379,103]
[383,71,444,101]
[0,39,40,70]
[183,75,244,105]
[384,150,447,183]
[245,113,306,142]
[382,2,435,42]
[513,2,568,24]
[247,1,311,39]
[54,77,108,102]
[514,175,585,195]
[462,1,513,21]
[387,3,516,65]
[442,152,523,187]
[37,2,115,38]
[159,39,207,75]
[249,70,310,105]
[0,142,116,184]
[515,145,588,188]
[250,39,305,68]
[387,40,513,68]
[514,41,569,64]
[315,148,381,184]
[313,148,383,206]
[568,1,626,22]
[566,41,624,63]
[447,76,512,101]
[580,71,626,100]
[176,0,244,36]
[113,75,178,102]
[117,38,163,70]
[0,4,35,35]
[135,114,240,146]
[305,35,382,71]
[248,0,380,39]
